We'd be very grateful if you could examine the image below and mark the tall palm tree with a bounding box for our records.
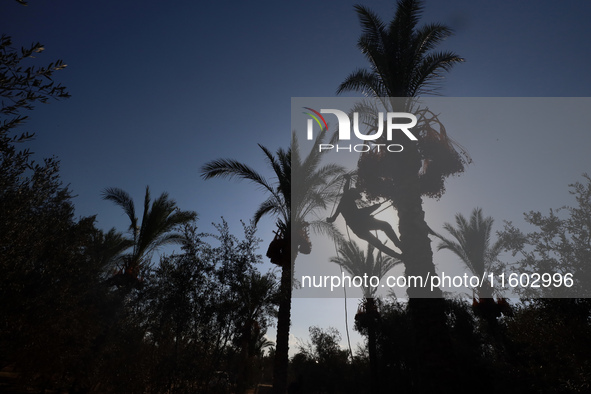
[330,240,400,394]
[337,1,467,389]
[331,241,400,300]
[337,0,467,299]
[234,271,277,394]
[102,186,197,288]
[436,208,504,317]
[201,130,343,394]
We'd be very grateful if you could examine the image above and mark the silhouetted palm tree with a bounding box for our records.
[201,130,343,394]
[254,332,275,358]
[437,208,502,293]
[331,241,400,300]
[338,1,463,99]
[234,271,277,393]
[338,1,467,390]
[437,208,504,318]
[330,240,400,393]
[88,227,134,272]
[102,186,197,288]
[337,1,467,298]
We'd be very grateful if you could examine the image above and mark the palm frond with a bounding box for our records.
[354,4,387,54]
[337,68,386,97]
[389,0,423,40]
[143,232,188,255]
[412,23,454,59]
[101,187,138,237]
[200,158,276,196]
[103,185,196,279]
[436,208,500,277]
[254,196,286,226]
[331,239,401,298]
[410,51,464,96]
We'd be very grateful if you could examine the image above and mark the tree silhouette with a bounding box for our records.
[337,1,467,390]
[437,208,502,297]
[436,207,507,322]
[201,130,343,394]
[102,186,197,288]
[496,175,591,391]
[500,174,591,299]
[330,240,400,393]
[337,2,462,98]
[234,271,277,393]
[337,0,467,297]
[292,326,350,394]
[0,34,69,144]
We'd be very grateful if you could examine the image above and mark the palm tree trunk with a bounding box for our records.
[397,180,439,299]
[366,297,379,394]
[396,179,459,391]
[272,242,296,394]
[236,319,252,394]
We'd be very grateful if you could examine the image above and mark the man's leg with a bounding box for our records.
[371,219,402,248]
[355,230,402,259]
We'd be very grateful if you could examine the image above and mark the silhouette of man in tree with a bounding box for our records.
[327,174,402,258]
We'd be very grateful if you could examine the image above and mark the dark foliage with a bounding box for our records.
[290,327,354,394]
[0,35,69,146]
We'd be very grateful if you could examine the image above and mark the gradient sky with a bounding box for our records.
[4,0,591,355]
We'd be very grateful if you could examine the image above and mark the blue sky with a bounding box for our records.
[4,0,591,354]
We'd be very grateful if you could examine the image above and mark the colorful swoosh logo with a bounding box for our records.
[303,107,328,131]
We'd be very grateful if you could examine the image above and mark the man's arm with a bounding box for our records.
[327,204,341,223]
[327,175,350,223]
